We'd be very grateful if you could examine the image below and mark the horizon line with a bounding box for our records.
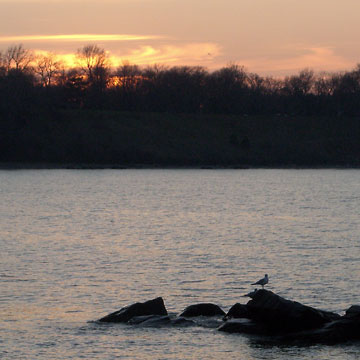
[0,34,163,43]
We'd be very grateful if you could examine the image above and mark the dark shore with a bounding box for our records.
[1,163,359,170]
[1,110,360,168]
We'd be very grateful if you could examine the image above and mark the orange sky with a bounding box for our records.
[1,0,360,75]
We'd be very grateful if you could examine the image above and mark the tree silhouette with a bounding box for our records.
[284,69,314,97]
[3,44,33,73]
[76,44,109,88]
[35,52,62,87]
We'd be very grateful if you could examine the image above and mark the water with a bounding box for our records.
[0,169,359,359]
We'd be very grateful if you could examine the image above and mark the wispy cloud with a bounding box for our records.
[0,34,161,43]
[33,42,221,68]
[112,43,221,66]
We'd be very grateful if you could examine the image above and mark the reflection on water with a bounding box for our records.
[0,169,359,359]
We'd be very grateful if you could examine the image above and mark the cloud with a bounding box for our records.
[111,43,221,67]
[32,42,221,69]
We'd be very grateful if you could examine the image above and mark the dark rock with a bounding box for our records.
[98,297,168,323]
[246,289,340,332]
[223,303,250,320]
[180,303,226,317]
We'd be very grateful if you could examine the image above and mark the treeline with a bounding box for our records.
[1,44,360,120]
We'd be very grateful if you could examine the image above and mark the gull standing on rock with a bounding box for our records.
[251,274,268,288]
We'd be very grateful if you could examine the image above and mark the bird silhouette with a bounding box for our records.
[251,274,268,288]
[243,288,258,298]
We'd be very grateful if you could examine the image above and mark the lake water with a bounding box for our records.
[0,169,359,359]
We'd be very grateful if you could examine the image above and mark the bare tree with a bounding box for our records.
[213,64,248,86]
[262,76,283,95]
[4,44,33,72]
[284,69,315,96]
[116,61,141,90]
[314,72,337,96]
[76,44,109,86]
[0,50,6,76]
[35,52,62,87]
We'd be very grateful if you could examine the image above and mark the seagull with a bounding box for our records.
[251,274,268,288]
[243,288,258,298]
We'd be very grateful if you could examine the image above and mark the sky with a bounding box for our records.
[1,0,360,75]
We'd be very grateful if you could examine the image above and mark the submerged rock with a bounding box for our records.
[172,316,196,326]
[98,297,168,323]
[180,303,226,317]
[127,314,169,325]
[128,314,195,327]
[219,318,268,335]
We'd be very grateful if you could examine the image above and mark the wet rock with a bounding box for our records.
[180,303,226,317]
[98,297,168,323]
[223,303,250,321]
[246,289,340,332]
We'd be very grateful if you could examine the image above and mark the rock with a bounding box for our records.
[98,297,168,323]
[223,303,250,320]
[180,303,226,317]
[245,289,340,332]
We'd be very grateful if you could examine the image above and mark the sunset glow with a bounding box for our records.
[109,43,221,67]
[1,0,360,75]
[31,42,221,70]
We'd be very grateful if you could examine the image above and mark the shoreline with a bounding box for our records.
[2,111,360,170]
[1,162,359,170]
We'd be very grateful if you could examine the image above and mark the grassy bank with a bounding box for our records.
[1,110,360,167]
